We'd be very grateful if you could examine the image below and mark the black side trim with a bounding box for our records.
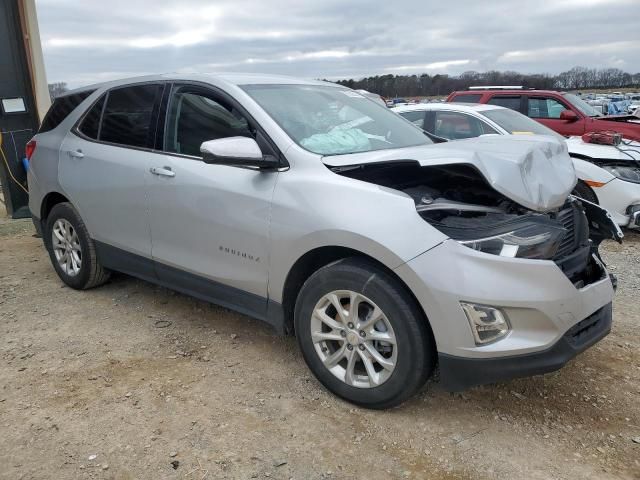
[438,303,612,391]
[95,241,285,333]
[154,261,269,323]
[96,241,156,281]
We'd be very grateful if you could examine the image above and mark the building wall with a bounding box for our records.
[18,0,50,122]
[0,0,49,217]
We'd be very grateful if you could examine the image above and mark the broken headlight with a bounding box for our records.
[458,223,566,259]
[601,165,640,184]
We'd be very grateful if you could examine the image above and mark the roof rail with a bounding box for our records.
[468,86,524,90]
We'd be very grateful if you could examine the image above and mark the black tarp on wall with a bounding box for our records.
[0,0,39,218]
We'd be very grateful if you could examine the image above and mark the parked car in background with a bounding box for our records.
[393,102,640,228]
[27,75,619,408]
[446,88,640,141]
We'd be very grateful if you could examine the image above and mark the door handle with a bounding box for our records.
[68,149,84,159]
[150,166,176,177]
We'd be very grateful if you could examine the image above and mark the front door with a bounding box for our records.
[147,85,279,317]
[527,96,585,136]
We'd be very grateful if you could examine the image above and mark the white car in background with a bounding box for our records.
[393,103,640,229]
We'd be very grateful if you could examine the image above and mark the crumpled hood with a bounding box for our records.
[323,135,576,212]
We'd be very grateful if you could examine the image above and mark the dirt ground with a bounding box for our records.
[0,216,638,480]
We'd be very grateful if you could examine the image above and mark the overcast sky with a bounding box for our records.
[36,0,639,88]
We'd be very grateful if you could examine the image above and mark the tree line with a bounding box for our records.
[334,66,640,98]
[49,65,640,100]
[47,82,69,99]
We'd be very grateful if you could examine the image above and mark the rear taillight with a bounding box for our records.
[25,139,36,161]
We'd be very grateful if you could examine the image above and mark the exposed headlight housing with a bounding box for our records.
[458,223,566,259]
[602,165,640,184]
[460,302,510,345]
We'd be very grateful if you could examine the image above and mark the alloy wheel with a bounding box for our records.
[310,290,397,388]
[51,218,82,277]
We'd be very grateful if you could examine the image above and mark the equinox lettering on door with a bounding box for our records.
[219,245,260,262]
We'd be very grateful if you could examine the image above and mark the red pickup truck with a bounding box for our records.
[446,88,640,141]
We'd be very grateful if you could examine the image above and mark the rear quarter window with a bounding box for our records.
[450,94,482,103]
[487,96,522,112]
[77,95,106,140]
[39,90,94,133]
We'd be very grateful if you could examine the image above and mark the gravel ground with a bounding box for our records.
[0,217,638,480]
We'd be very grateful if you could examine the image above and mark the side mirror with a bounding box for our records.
[559,110,579,122]
[200,137,279,169]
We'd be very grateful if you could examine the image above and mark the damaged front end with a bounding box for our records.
[334,161,622,289]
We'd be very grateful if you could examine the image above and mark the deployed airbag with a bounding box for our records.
[301,128,371,155]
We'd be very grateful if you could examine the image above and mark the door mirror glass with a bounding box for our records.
[201,137,278,168]
[559,109,579,122]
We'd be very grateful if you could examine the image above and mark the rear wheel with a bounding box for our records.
[44,202,110,290]
[572,180,598,204]
[294,258,435,409]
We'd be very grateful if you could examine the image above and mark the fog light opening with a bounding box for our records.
[460,302,510,345]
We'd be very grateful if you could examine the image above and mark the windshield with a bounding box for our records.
[242,84,431,155]
[482,108,563,139]
[562,93,601,117]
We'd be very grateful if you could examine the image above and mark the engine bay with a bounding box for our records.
[332,160,620,287]
[333,161,550,237]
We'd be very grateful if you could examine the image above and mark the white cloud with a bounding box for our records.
[36,0,639,87]
[497,41,637,63]
[386,60,472,72]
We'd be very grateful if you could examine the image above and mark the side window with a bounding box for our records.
[399,111,426,129]
[487,96,522,112]
[38,90,94,133]
[100,84,161,148]
[164,89,253,157]
[77,95,105,139]
[451,94,482,103]
[528,97,568,119]
[433,111,497,140]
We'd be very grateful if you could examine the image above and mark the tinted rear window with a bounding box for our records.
[39,91,94,133]
[78,95,105,139]
[100,84,160,148]
[487,96,522,111]
[451,94,482,103]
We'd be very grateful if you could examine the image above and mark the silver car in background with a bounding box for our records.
[27,74,618,408]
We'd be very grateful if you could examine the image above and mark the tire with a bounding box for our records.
[572,180,598,204]
[294,257,435,409]
[44,202,110,290]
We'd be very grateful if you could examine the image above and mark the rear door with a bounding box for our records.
[526,95,585,136]
[58,83,163,263]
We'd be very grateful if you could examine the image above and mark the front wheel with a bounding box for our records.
[294,258,435,409]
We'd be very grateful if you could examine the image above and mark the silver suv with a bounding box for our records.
[27,74,618,408]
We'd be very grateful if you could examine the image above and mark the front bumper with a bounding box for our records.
[439,302,612,391]
[394,239,615,390]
